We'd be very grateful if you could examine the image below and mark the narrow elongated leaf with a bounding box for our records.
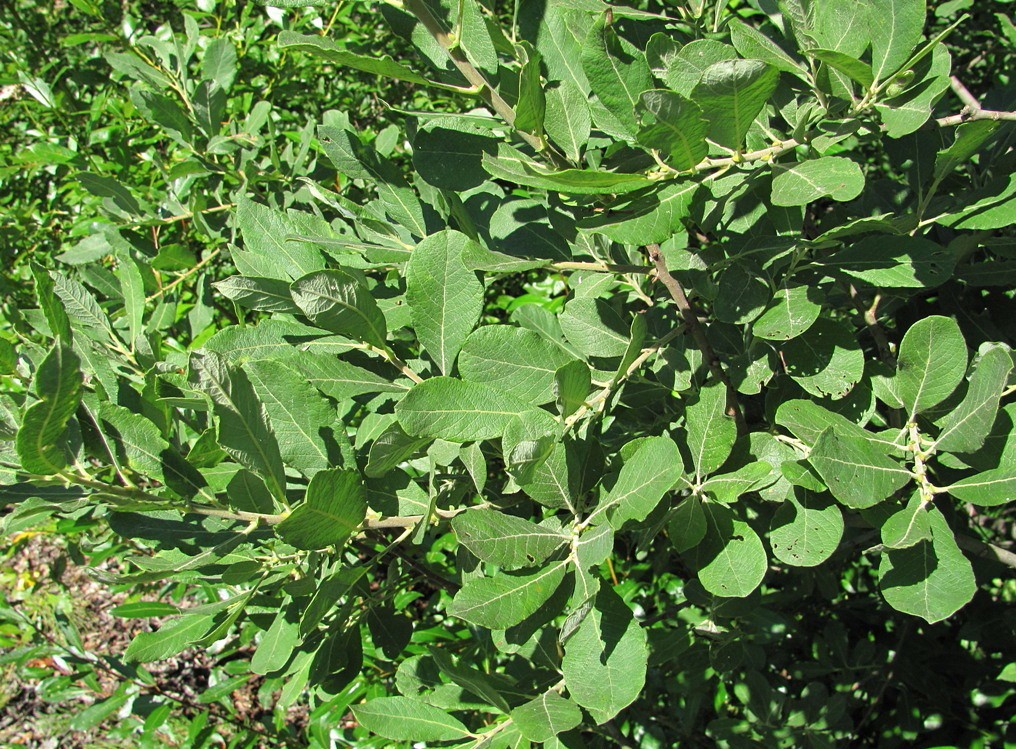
[945,468,1015,506]
[685,385,736,480]
[50,272,116,343]
[16,344,82,475]
[458,326,575,404]
[808,48,874,87]
[482,144,652,195]
[251,609,299,675]
[189,351,286,500]
[730,20,808,78]
[214,276,298,313]
[512,691,583,742]
[808,427,911,508]
[562,586,647,724]
[896,315,967,417]
[297,352,406,400]
[291,269,388,348]
[396,377,528,442]
[690,60,779,150]
[581,13,652,138]
[879,507,975,623]
[125,615,215,663]
[935,345,1013,454]
[771,156,864,206]
[934,120,1002,181]
[406,230,483,375]
[116,253,145,347]
[278,32,462,91]
[453,509,566,570]
[276,469,367,549]
[449,560,568,629]
[352,697,471,742]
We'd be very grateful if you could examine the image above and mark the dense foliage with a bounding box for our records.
[2,0,1015,747]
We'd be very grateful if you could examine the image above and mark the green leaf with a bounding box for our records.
[770,490,844,567]
[298,351,406,400]
[129,89,193,141]
[896,315,967,417]
[690,59,780,150]
[97,403,213,503]
[125,615,215,663]
[276,469,367,550]
[663,39,736,96]
[752,283,821,341]
[32,264,71,344]
[875,44,950,138]
[189,351,287,500]
[588,435,682,529]
[458,326,575,405]
[935,344,1013,454]
[49,271,116,343]
[115,253,145,348]
[807,49,874,88]
[482,144,652,195]
[352,697,471,742]
[554,360,592,419]
[688,502,767,598]
[770,156,865,207]
[214,276,299,313]
[561,586,647,725]
[16,344,82,475]
[396,377,529,442]
[290,269,388,348]
[685,385,736,480]
[881,493,932,549]
[945,467,1015,506]
[278,32,463,91]
[251,609,299,675]
[780,317,865,399]
[452,509,566,571]
[515,41,546,135]
[560,298,631,358]
[669,496,707,553]
[545,82,591,163]
[245,358,334,478]
[700,461,776,504]
[579,181,698,246]
[406,230,483,375]
[202,37,237,91]
[512,691,583,742]
[879,507,975,623]
[808,427,911,509]
[868,0,926,84]
[580,13,653,138]
[412,123,498,191]
[730,20,808,78]
[636,90,708,170]
[235,197,325,281]
[448,560,568,629]
[821,236,954,288]
[935,119,1002,181]
[366,421,431,479]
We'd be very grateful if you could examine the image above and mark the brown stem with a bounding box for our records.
[647,243,747,435]
[848,284,895,365]
[936,75,1016,126]
[955,533,1016,570]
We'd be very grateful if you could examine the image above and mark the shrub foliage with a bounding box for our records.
[2,0,1015,746]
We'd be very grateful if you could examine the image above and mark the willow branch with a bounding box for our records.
[647,243,747,435]
[955,534,1016,570]
[935,75,1016,126]
[402,0,566,166]
[848,284,895,365]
